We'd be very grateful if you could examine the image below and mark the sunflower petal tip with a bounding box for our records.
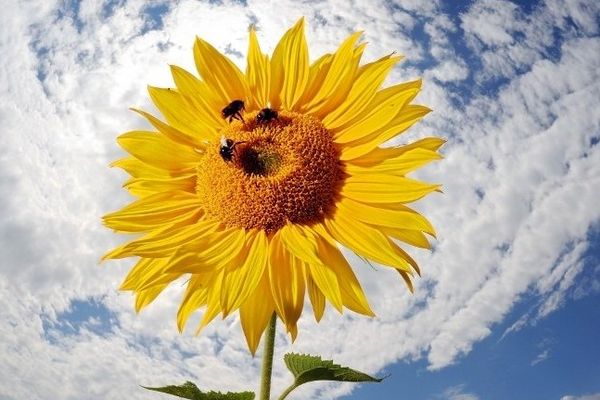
[194,321,208,336]
[248,345,258,357]
[389,52,404,62]
[333,303,344,314]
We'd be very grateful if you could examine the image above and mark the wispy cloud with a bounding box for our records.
[531,349,550,366]
[561,394,600,400]
[441,384,480,400]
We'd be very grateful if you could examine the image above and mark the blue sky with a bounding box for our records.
[1,0,599,399]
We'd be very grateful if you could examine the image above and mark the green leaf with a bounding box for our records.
[142,381,255,400]
[284,353,383,387]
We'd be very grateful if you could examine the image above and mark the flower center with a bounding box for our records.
[196,111,342,232]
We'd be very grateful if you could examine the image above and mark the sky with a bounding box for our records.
[0,0,599,399]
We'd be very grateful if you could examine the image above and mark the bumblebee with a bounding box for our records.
[221,99,245,123]
[256,107,278,123]
[219,136,245,162]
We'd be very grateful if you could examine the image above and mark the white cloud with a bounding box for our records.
[441,384,480,400]
[1,0,599,399]
[561,394,600,400]
[531,349,550,366]
[461,0,600,82]
[427,59,469,82]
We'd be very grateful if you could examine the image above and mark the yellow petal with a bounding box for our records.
[270,18,309,110]
[336,197,435,235]
[103,191,202,233]
[311,41,366,117]
[349,137,446,166]
[333,80,421,143]
[136,271,181,292]
[103,218,216,259]
[165,228,246,273]
[316,238,374,316]
[123,173,197,197]
[397,269,415,293]
[346,148,442,177]
[322,54,402,129]
[196,270,224,334]
[279,224,344,312]
[305,259,343,313]
[110,158,168,179]
[301,31,363,116]
[134,284,169,312]
[340,105,431,161]
[177,273,211,332]
[324,211,413,272]
[117,131,201,172]
[295,53,333,108]
[240,273,275,355]
[130,108,207,149]
[306,267,326,321]
[307,222,338,248]
[246,27,270,110]
[148,86,217,141]
[342,174,440,204]
[379,226,431,249]
[268,233,305,331]
[194,37,248,107]
[288,323,299,342]
[279,223,322,266]
[365,201,438,243]
[120,257,166,291]
[170,65,224,129]
[220,230,269,316]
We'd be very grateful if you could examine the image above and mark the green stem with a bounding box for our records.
[277,383,299,400]
[259,313,277,400]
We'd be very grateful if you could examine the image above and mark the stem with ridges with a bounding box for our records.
[278,382,299,400]
[259,313,277,400]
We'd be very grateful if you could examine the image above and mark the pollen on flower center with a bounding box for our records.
[196,111,342,232]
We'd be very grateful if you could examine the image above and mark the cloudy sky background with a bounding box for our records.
[1,0,599,399]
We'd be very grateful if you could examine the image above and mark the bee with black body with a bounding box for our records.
[221,99,245,123]
[256,107,278,123]
[219,136,245,162]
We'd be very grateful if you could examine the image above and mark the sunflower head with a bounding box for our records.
[104,18,443,354]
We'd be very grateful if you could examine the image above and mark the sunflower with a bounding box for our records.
[103,19,443,354]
